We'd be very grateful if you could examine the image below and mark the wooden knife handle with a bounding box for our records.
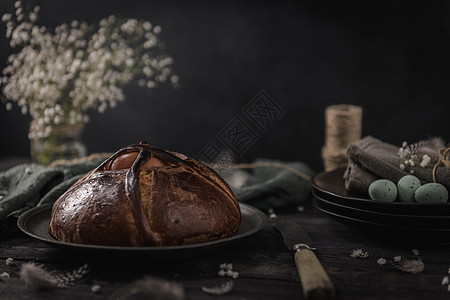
[294,248,335,300]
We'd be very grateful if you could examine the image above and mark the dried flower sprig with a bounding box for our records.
[1,1,177,139]
[398,141,432,174]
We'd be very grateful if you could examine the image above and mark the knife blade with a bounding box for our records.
[273,220,335,300]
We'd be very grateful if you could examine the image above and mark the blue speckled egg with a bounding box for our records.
[368,179,398,202]
[414,183,449,203]
[397,175,421,202]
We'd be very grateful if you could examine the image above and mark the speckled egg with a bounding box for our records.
[368,179,398,202]
[397,175,422,202]
[414,183,449,203]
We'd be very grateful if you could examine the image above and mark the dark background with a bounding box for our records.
[1,0,449,172]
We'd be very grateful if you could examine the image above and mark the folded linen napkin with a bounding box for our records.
[344,136,450,196]
[0,157,315,224]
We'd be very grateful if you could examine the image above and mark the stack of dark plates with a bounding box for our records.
[311,168,450,244]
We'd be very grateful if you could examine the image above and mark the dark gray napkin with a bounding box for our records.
[344,136,450,195]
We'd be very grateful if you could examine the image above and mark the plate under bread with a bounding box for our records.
[17,203,266,258]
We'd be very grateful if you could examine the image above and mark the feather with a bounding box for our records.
[201,281,234,296]
[394,258,425,274]
[20,263,59,290]
[110,276,184,300]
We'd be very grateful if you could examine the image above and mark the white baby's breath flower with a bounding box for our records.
[170,75,179,84]
[2,14,12,22]
[143,66,153,77]
[144,39,155,49]
[29,12,38,22]
[143,21,152,31]
[1,2,176,139]
[153,25,162,34]
[393,256,402,262]
[350,249,369,258]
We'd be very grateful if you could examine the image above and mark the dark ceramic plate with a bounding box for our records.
[17,203,266,259]
[313,199,450,244]
[314,196,450,229]
[311,168,450,216]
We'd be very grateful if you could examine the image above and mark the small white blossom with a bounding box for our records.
[412,249,419,256]
[153,25,162,34]
[143,21,152,31]
[2,14,12,22]
[377,258,387,265]
[91,284,101,293]
[442,276,449,285]
[170,75,179,84]
[393,256,402,262]
[6,258,14,266]
[350,249,369,258]
[420,154,431,168]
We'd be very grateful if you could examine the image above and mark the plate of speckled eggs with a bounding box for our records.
[311,168,450,244]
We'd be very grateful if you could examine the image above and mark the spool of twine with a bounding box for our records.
[322,104,362,171]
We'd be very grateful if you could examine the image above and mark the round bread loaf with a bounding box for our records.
[49,142,241,246]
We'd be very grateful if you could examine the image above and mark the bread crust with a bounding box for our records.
[49,142,241,246]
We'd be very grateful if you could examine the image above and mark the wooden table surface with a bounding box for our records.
[1,159,450,300]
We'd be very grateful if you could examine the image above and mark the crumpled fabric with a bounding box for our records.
[0,159,105,222]
[228,159,315,210]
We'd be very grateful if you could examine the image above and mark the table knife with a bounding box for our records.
[273,220,335,300]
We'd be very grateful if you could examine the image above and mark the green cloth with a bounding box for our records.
[0,159,105,221]
[230,159,315,210]
[0,158,315,223]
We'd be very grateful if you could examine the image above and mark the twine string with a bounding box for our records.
[321,105,362,171]
[432,147,450,183]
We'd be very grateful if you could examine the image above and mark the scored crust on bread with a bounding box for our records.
[49,142,241,246]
